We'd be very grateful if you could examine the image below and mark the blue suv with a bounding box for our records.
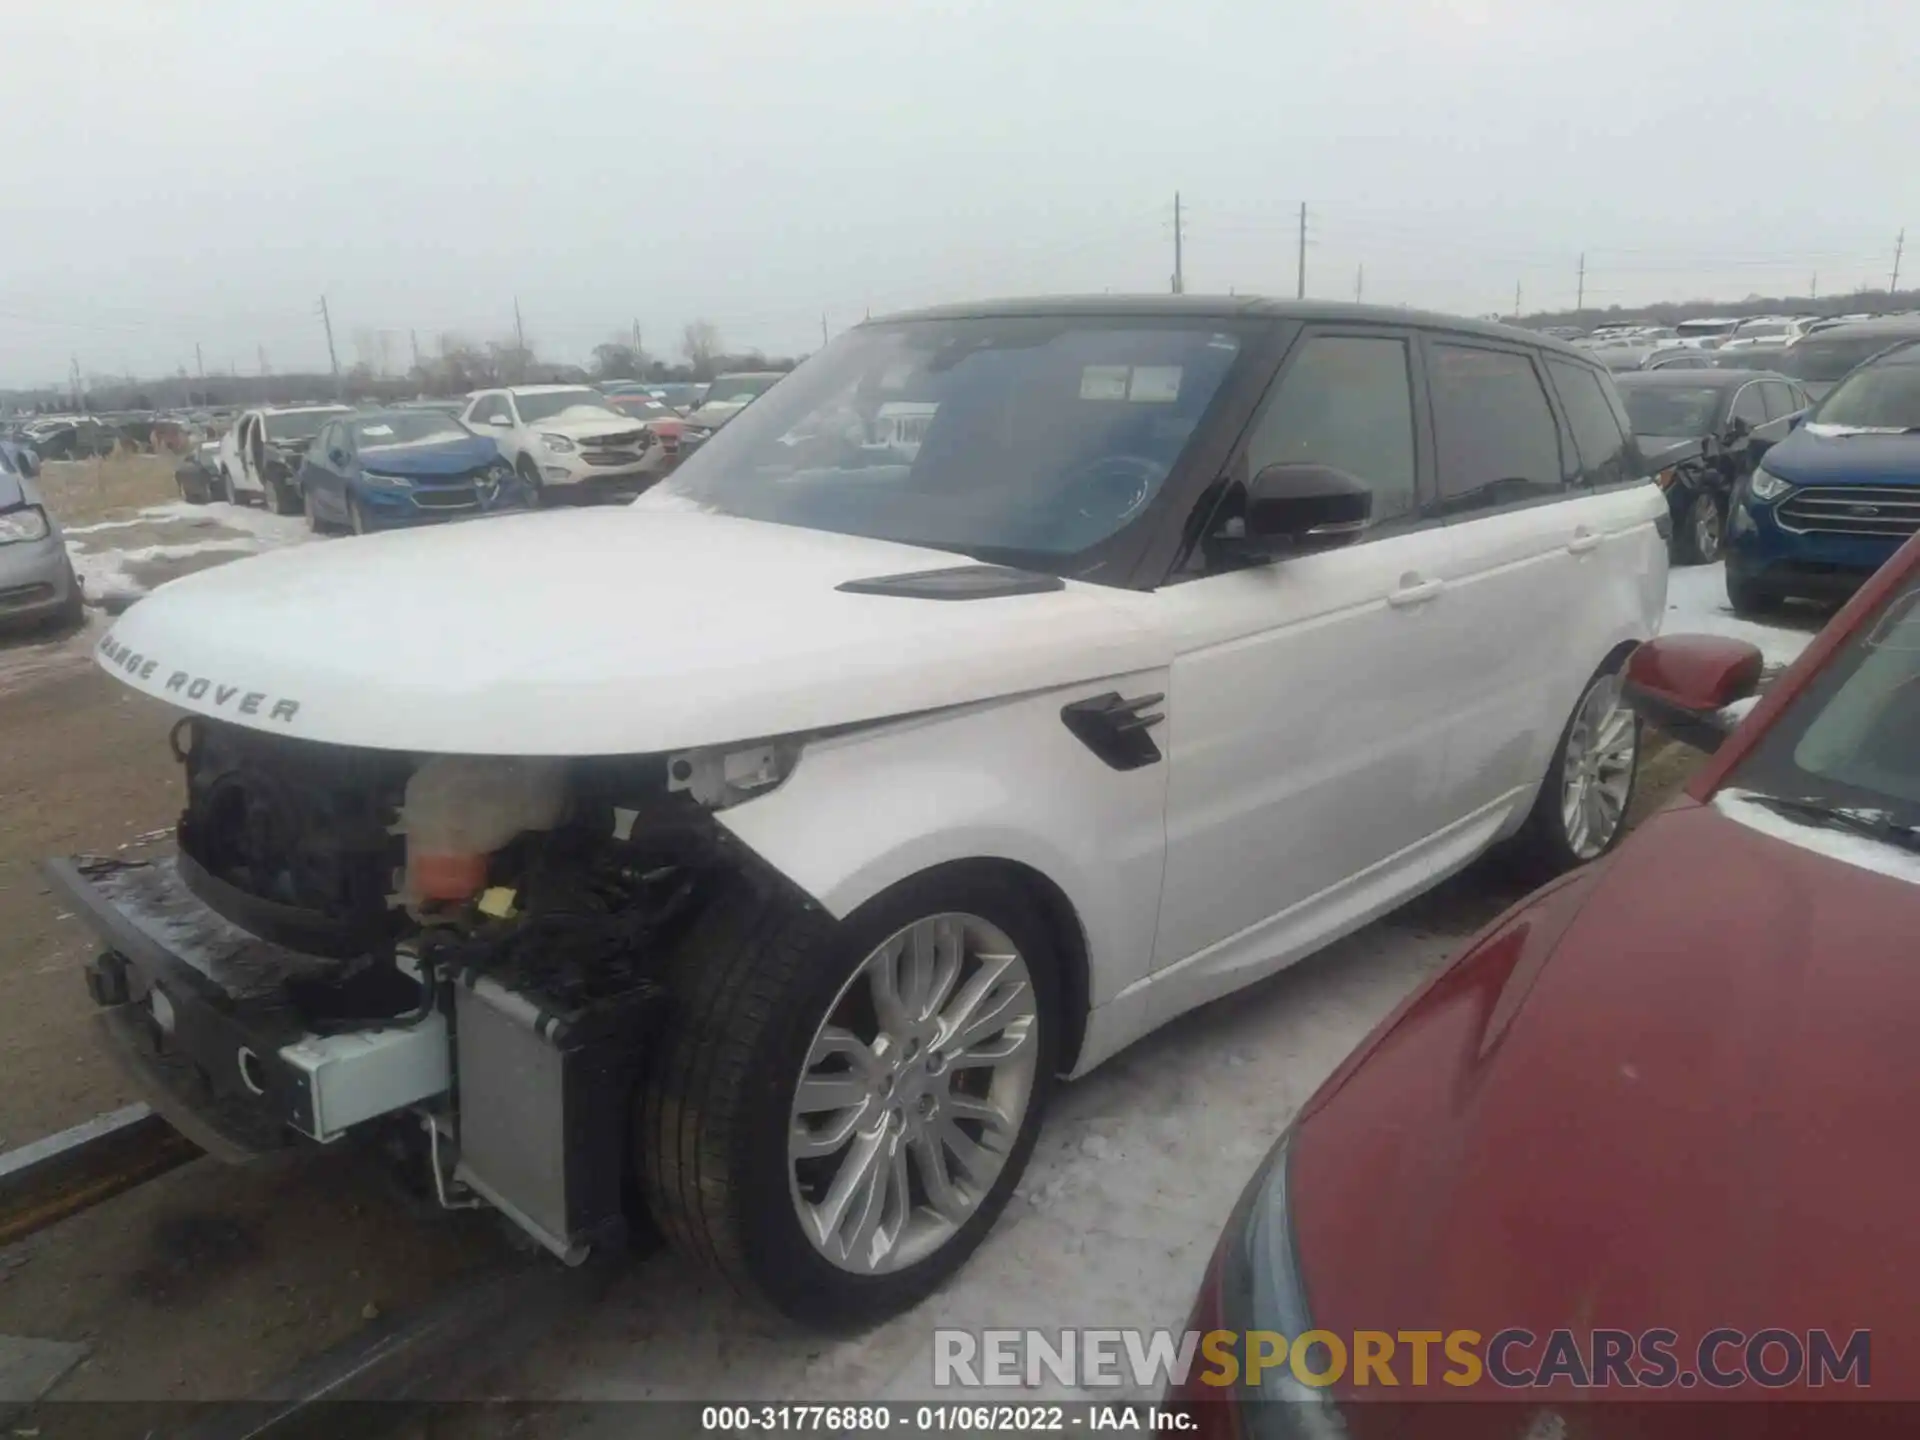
[1725,338,1920,615]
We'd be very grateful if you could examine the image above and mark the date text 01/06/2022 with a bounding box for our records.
[699,1403,1196,1432]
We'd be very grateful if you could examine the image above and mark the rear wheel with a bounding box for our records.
[1510,660,1640,878]
[265,470,300,516]
[636,867,1058,1327]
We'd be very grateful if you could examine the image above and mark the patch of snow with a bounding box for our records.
[1665,563,1818,670]
[62,501,314,603]
[1715,789,1920,887]
[1717,694,1763,727]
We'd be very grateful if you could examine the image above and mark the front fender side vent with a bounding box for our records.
[1060,691,1166,771]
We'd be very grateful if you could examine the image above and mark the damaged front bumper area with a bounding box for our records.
[39,720,758,1264]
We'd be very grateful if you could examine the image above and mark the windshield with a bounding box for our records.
[608,393,671,416]
[641,317,1247,571]
[1810,355,1920,430]
[1731,578,1920,832]
[351,412,471,447]
[264,409,346,442]
[515,389,621,424]
[1619,383,1722,435]
[704,375,780,406]
[1787,334,1910,382]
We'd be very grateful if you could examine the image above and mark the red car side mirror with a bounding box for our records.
[1623,634,1765,753]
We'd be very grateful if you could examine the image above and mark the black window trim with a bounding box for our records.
[1417,331,1581,525]
[1542,353,1646,493]
[1154,319,1441,585]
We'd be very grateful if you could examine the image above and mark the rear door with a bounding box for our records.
[1149,324,1461,1002]
[1416,338,1597,826]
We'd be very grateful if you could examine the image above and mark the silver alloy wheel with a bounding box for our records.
[1560,672,1637,860]
[1693,494,1722,562]
[789,912,1039,1275]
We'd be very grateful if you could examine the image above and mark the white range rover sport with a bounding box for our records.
[55,297,1668,1326]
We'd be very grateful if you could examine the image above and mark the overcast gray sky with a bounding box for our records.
[4,0,1913,387]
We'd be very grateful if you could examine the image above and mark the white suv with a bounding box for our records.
[61,298,1667,1328]
[214,405,349,511]
[461,384,662,502]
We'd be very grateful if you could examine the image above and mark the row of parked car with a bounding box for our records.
[172,371,786,532]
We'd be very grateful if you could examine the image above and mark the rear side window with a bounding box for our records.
[1428,343,1563,513]
[1546,359,1635,488]
[1242,334,1418,524]
[1730,384,1768,429]
[1761,380,1800,420]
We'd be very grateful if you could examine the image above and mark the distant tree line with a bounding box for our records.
[1520,285,1920,331]
[0,317,804,415]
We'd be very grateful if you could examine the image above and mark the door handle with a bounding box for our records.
[1387,577,1444,608]
[1567,527,1602,555]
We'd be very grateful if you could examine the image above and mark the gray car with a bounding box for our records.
[0,456,82,632]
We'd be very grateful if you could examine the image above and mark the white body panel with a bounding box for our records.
[91,508,1164,756]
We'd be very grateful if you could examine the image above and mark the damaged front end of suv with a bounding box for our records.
[50,713,802,1264]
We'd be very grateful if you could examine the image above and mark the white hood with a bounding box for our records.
[93,509,1166,756]
[537,407,648,441]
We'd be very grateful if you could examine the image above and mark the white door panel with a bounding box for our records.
[1146,530,1456,972]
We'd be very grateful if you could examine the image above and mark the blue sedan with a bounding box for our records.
[297,410,530,534]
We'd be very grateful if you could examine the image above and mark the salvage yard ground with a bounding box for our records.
[0,473,1831,1419]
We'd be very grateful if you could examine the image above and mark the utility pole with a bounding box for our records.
[1296,202,1307,300]
[821,313,829,347]
[69,356,81,410]
[257,345,269,377]
[195,342,204,405]
[318,295,340,391]
[631,318,643,360]
[514,297,526,354]
[410,328,421,371]
[1811,273,1818,301]
[1171,191,1184,295]
[1576,252,1586,310]
[1514,280,1523,318]
[1892,229,1906,296]
[1354,264,1363,303]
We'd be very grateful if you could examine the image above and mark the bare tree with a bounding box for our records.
[592,340,643,379]
[681,319,723,376]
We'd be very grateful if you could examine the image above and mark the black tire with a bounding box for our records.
[516,456,545,508]
[636,866,1060,1328]
[1674,489,1724,566]
[55,562,85,630]
[178,467,210,505]
[265,470,300,516]
[1508,656,1640,881]
[1726,566,1779,616]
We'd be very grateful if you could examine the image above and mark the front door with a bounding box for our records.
[1148,327,1460,1008]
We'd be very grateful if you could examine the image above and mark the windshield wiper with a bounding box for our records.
[1744,793,1920,855]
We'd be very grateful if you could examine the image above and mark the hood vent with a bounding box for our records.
[836,564,1066,600]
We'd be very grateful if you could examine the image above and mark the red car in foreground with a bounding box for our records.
[1175,534,1920,1437]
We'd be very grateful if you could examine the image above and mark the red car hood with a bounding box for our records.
[1292,796,1920,1401]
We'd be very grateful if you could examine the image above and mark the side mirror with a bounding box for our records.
[1236,463,1372,554]
[1623,634,1765,753]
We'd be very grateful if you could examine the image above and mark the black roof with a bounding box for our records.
[1614,368,1791,390]
[869,295,1591,361]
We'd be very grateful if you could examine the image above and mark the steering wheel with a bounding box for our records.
[1056,454,1168,529]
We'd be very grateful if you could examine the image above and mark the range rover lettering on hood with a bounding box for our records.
[98,634,301,723]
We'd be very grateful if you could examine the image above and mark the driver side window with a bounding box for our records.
[1240,334,1418,526]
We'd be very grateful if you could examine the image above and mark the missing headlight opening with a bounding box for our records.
[117,717,806,1259]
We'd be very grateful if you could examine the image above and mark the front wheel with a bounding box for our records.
[636,868,1059,1327]
[1510,662,1640,878]
[1726,566,1779,616]
[265,470,300,516]
[515,457,545,508]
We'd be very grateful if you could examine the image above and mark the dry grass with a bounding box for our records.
[35,453,180,528]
